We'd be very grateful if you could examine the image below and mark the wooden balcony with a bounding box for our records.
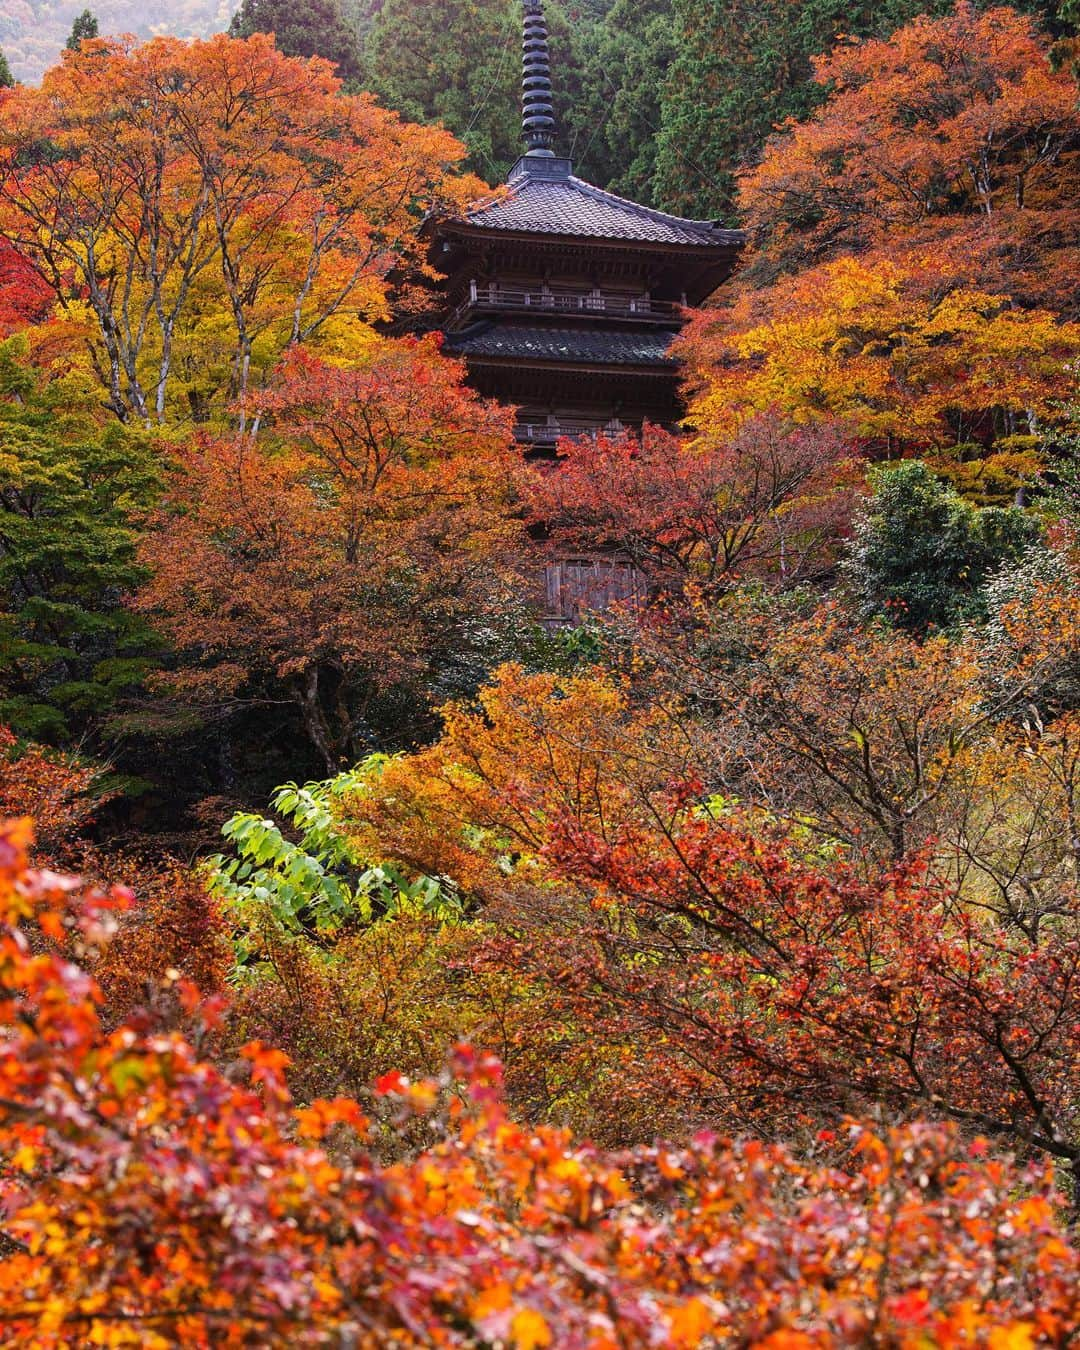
[452,284,681,326]
[514,416,625,445]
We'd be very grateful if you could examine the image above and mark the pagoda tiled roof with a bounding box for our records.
[462,160,743,249]
[443,322,677,367]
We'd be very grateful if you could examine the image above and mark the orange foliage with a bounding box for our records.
[135,339,523,770]
[0,726,103,863]
[0,34,483,422]
[682,256,1080,443]
[341,625,1080,1167]
[0,817,1078,1345]
[89,855,230,1030]
[682,5,1080,448]
[742,5,1080,306]
[343,662,695,894]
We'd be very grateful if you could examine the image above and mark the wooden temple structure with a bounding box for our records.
[430,0,743,616]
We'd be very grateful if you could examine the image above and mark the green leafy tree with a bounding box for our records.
[211,763,460,966]
[0,338,161,742]
[843,460,1042,632]
[65,9,99,51]
[0,49,13,89]
[229,0,364,86]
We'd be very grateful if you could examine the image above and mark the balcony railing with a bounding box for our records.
[452,284,681,326]
[515,417,625,445]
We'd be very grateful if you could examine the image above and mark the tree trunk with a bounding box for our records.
[296,666,339,776]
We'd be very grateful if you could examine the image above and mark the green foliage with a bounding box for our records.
[0,339,162,742]
[229,0,364,85]
[361,0,611,186]
[0,49,13,88]
[843,460,1042,632]
[210,761,461,967]
[572,0,675,207]
[362,0,518,182]
[65,9,98,50]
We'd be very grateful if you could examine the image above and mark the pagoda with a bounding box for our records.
[431,0,744,614]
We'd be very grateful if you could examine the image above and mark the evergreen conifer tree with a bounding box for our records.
[66,9,99,51]
[229,0,363,86]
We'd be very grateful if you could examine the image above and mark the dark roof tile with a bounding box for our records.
[444,323,678,367]
[464,174,743,248]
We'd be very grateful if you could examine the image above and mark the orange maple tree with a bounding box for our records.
[0,34,483,422]
[135,338,523,770]
[680,4,1080,450]
[742,5,1080,301]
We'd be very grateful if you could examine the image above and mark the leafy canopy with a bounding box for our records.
[843,459,1043,630]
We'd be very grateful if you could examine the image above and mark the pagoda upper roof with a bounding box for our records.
[457,156,744,251]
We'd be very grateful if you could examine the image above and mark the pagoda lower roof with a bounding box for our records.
[458,156,744,250]
[443,322,677,368]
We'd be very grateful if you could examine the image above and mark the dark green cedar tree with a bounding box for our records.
[362,0,605,185]
[843,460,1042,633]
[229,0,365,86]
[65,10,99,51]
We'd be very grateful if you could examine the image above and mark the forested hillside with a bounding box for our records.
[250,0,1080,208]
[0,4,1078,1344]
[9,0,1077,209]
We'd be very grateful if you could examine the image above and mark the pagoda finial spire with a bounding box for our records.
[522,0,556,157]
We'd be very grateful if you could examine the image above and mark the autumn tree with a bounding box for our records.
[739,4,1080,301]
[628,564,1080,866]
[680,256,1080,447]
[527,416,859,597]
[0,34,483,423]
[88,853,231,1028]
[680,5,1080,449]
[655,0,1074,219]
[934,710,1080,938]
[0,727,103,862]
[135,338,524,772]
[0,245,53,336]
[340,652,1080,1172]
